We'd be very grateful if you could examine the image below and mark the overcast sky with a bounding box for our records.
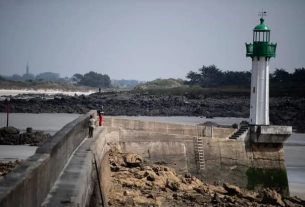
[0,0,304,81]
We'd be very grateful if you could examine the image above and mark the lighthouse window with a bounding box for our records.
[253,87,255,93]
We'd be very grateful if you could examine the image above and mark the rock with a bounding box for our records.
[208,185,227,195]
[134,171,146,179]
[181,177,190,184]
[285,196,305,206]
[172,193,178,199]
[212,193,221,204]
[0,127,19,135]
[146,193,154,199]
[26,127,33,133]
[0,127,49,146]
[110,165,120,172]
[181,192,197,202]
[107,146,305,207]
[184,173,192,178]
[194,186,209,194]
[0,160,20,176]
[2,92,304,132]
[241,192,258,202]
[261,188,285,207]
[124,154,143,167]
[284,198,300,207]
[122,180,134,188]
[223,183,242,196]
[166,179,180,191]
[143,166,152,171]
[146,172,156,181]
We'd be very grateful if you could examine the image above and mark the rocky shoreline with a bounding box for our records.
[0,91,304,132]
[0,160,20,177]
[0,127,50,146]
[108,146,305,207]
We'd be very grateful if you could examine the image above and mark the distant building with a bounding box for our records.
[26,62,29,75]
[23,62,35,80]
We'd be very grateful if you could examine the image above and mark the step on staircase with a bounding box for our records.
[229,124,249,139]
[194,126,205,171]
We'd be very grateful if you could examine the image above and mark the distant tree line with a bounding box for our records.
[270,68,305,83]
[4,72,62,82]
[186,65,305,88]
[72,71,111,88]
[1,70,112,88]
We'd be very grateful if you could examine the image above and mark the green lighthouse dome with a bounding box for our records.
[246,17,276,58]
[254,18,271,31]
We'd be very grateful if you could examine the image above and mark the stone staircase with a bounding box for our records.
[194,126,205,171]
[229,123,249,140]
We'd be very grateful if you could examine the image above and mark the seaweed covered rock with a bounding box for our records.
[0,127,50,146]
[0,160,20,176]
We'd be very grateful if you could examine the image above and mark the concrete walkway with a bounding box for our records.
[41,127,104,207]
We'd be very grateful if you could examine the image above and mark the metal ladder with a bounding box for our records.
[195,126,205,171]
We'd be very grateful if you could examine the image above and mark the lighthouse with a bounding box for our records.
[246,14,277,126]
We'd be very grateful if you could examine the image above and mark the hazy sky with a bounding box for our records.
[0,0,304,81]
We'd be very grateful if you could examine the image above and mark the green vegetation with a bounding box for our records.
[36,72,60,81]
[135,78,184,90]
[133,65,305,97]
[0,78,93,91]
[270,68,305,97]
[185,65,305,97]
[72,71,111,88]
[0,71,112,90]
[186,65,251,88]
[1,65,304,96]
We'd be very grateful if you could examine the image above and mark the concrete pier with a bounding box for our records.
[0,114,292,206]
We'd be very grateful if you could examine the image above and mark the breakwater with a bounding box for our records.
[0,114,296,206]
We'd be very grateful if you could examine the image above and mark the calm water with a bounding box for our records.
[0,113,81,135]
[0,113,80,161]
[0,113,304,198]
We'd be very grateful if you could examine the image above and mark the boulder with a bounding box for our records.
[124,154,143,167]
[261,188,285,207]
[146,172,156,181]
[223,183,242,196]
[166,179,180,191]
[0,127,19,135]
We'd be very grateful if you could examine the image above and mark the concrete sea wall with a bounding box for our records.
[103,118,289,194]
[0,116,290,207]
[0,113,89,207]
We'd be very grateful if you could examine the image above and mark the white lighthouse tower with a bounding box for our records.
[246,13,277,126]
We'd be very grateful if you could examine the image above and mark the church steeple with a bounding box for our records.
[26,62,29,75]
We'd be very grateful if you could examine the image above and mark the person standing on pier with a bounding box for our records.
[88,114,96,138]
[97,110,104,126]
